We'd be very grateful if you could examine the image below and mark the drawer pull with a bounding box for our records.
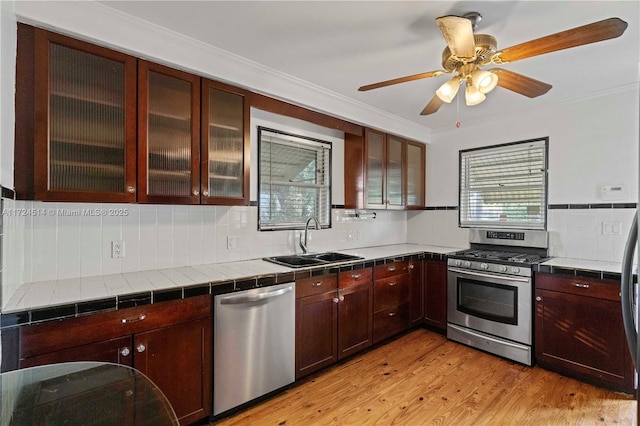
[573,283,590,289]
[388,282,396,286]
[312,281,324,287]
[409,264,415,270]
[121,314,146,324]
[388,266,396,272]
[352,273,362,279]
[535,296,542,302]
[388,312,396,317]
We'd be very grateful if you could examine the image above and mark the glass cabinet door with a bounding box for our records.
[405,140,425,208]
[138,61,200,204]
[34,29,137,202]
[365,129,386,208]
[201,81,249,205]
[386,135,405,209]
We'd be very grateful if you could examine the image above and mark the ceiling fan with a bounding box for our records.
[358,13,628,115]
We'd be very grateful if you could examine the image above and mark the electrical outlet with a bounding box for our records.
[602,222,622,236]
[227,235,237,249]
[111,241,125,258]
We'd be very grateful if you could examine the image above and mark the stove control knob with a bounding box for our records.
[512,267,521,274]
[499,265,508,273]
[480,263,489,270]
[453,259,461,267]
[464,261,472,268]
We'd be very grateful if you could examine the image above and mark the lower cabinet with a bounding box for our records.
[535,272,635,393]
[408,258,423,325]
[295,268,373,379]
[373,261,410,344]
[17,295,212,425]
[423,259,448,332]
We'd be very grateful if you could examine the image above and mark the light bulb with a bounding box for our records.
[465,84,486,106]
[471,69,499,94]
[435,77,460,103]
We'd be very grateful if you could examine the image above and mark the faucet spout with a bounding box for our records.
[300,217,320,254]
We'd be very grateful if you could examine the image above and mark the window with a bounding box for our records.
[258,127,331,230]
[459,138,548,230]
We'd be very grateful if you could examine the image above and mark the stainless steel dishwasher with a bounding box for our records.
[213,282,295,416]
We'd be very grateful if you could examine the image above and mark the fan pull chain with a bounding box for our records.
[455,91,461,128]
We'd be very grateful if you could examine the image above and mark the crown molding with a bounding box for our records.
[14,0,431,143]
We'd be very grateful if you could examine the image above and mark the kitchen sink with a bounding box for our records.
[263,252,364,268]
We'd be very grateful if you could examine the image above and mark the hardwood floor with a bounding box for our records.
[214,328,636,425]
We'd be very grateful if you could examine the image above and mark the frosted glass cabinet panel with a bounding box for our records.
[386,135,405,209]
[201,81,249,205]
[33,28,137,202]
[138,61,201,204]
[405,141,425,209]
[365,128,386,209]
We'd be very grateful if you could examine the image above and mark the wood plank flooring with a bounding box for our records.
[214,328,636,425]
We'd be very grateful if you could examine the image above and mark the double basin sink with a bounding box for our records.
[263,252,364,268]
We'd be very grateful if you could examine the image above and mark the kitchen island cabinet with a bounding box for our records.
[15,295,212,425]
[534,272,634,393]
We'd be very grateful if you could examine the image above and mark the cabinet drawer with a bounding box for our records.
[373,303,409,344]
[339,268,372,288]
[535,273,620,301]
[20,295,212,359]
[374,261,409,280]
[296,274,338,299]
[374,275,408,312]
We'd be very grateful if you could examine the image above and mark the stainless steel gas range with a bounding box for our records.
[446,229,549,366]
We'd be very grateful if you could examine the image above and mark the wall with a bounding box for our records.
[407,87,639,262]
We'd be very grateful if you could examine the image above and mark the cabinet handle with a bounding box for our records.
[193,190,200,196]
[121,314,146,324]
[332,297,339,304]
[573,283,590,289]
[352,273,362,279]
[388,312,396,317]
[339,295,345,302]
[120,347,130,357]
[535,296,542,302]
[137,344,146,353]
[203,190,209,196]
[388,266,396,272]
[312,281,323,287]
[388,282,396,286]
[127,186,136,194]
[409,264,415,270]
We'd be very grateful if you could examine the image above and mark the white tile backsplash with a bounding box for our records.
[2,201,407,306]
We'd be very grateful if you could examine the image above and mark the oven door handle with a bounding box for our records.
[448,267,530,283]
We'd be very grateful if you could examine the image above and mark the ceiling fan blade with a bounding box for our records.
[436,15,476,59]
[491,68,552,98]
[421,95,445,115]
[498,17,628,63]
[358,70,445,91]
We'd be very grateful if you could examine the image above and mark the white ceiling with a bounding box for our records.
[97,1,639,132]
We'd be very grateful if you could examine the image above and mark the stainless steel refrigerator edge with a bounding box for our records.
[213,282,295,416]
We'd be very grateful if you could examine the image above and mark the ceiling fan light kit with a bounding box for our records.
[358,14,628,116]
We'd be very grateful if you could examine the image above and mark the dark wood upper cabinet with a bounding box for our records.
[137,60,201,204]
[19,26,138,202]
[200,80,250,205]
[345,128,424,210]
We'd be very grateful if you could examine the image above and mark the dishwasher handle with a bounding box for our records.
[219,285,293,305]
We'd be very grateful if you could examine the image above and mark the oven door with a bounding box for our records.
[447,267,532,345]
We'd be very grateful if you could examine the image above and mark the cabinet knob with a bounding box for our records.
[388,282,396,287]
[388,266,396,272]
[409,264,415,270]
[193,190,200,196]
[137,344,146,353]
[332,297,339,304]
[312,281,323,287]
[388,312,396,317]
[352,273,362,279]
[127,186,136,194]
[573,283,590,289]
[535,296,542,302]
[120,347,130,357]
[203,190,209,196]
[339,295,345,302]
[121,314,146,324]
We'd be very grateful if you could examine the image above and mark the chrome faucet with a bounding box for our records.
[300,217,320,254]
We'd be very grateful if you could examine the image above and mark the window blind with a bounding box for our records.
[258,128,331,231]
[459,138,548,230]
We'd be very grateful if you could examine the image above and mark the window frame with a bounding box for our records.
[257,126,332,231]
[458,137,549,230]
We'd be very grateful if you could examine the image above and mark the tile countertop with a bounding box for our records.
[538,257,638,278]
[2,244,464,316]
